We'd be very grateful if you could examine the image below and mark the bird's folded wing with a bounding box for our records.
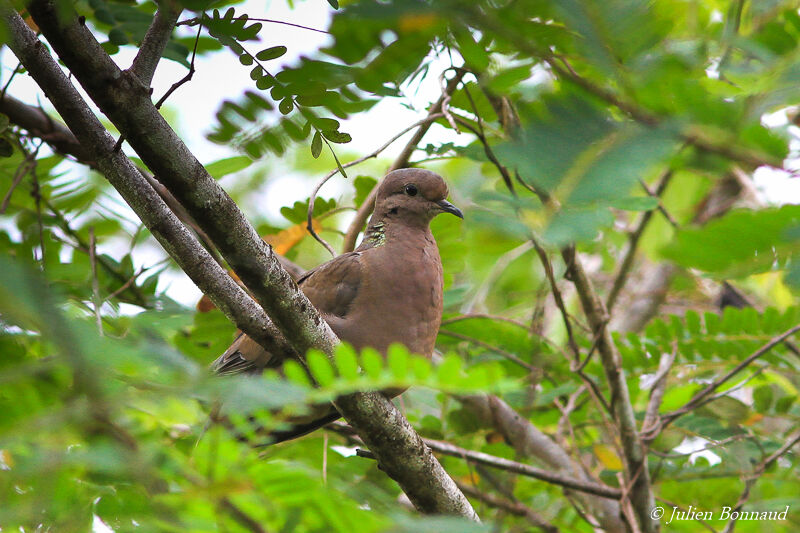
[210,332,271,375]
[211,251,364,375]
[297,251,364,319]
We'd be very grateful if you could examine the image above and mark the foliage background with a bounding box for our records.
[2,0,800,531]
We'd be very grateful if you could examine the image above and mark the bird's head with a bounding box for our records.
[373,168,463,227]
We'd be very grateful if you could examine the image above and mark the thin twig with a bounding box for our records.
[88,227,103,336]
[154,12,203,109]
[329,422,622,499]
[424,438,623,499]
[177,15,330,34]
[438,328,537,372]
[661,324,800,428]
[530,237,581,359]
[606,169,674,311]
[0,60,23,99]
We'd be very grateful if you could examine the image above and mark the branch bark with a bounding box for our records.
[10,1,477,518]
[130,0,181,87]
[561,244,657,533]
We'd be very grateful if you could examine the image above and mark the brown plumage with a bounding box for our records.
[211,168,463,442]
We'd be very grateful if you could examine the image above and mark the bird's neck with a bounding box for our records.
[361,214,431,250]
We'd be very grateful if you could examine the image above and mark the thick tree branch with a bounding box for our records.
[14,1,477,518]
[0,93,223,264]
[2,3,295,363]
[130,0,181,87]
[0,93,94,163]
[26,0,334,356]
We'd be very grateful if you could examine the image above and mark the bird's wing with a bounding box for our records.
[297,251,364,318]
[210,331,273,375]
[211,251,364,375]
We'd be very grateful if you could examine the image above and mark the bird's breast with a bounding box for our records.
[340,237,443,357]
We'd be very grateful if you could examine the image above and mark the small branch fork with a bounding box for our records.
[327,421,623,500]
[653,324,800,436]
[720,429,800,533]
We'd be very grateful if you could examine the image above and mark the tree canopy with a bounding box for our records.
[1,0,800,531]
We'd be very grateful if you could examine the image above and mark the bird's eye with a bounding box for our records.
[404,184,418,196]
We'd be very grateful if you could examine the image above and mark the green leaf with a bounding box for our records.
[387,344,409,381]
[486,65,531,92]
[611,196,659,211]
[205,156,252,179]
[321,130,352,144]
[360,347,383,379]
[311,131,322,158]
[334,343,359,381]
[279,97,294,115]
[662,206,800,277]
[256,45,288,61]
[454,31,489,70]
[306,349,335,387]
[0,138,13,158]
[354,175,377,207]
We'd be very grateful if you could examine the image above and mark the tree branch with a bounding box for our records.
[606,169,674,311]
[0,93,223,265]
[129,0,181,87]
[458,394,625,531]
[423,438,622,500]
[13,1,477,518]
[0,93,94,163]
[560,245,657,533]
[2,2,295,362]
[330,420,622,499]
[455,482,559,533]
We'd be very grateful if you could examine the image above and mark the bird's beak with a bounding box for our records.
[436,199,464,219]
